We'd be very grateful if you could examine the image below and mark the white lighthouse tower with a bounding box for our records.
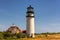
[26,5,35,38]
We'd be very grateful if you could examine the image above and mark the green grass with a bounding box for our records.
[0,32,60,40]
[0,38,36,40]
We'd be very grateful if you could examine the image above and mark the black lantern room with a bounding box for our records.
[26,5,34,17]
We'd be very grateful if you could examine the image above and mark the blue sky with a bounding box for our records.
[0,0,60,33]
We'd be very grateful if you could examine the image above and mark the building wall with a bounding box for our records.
[26,17,34,37]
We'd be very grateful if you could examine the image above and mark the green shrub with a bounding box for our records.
[16,33,26,38]
[0,31,27,39]
[0,32,3,39]
[3,32,14,39]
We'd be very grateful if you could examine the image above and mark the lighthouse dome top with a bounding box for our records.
[27,5,34,9]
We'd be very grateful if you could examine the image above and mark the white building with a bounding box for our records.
[26,5,35,38]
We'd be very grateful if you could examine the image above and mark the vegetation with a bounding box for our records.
[0,32,60,40]
[0,31,27,39]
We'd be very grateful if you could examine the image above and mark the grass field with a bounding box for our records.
[1,34,60,40]
[0,37,60,40]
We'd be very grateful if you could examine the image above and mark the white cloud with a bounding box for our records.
[0,24,4,27]
[0,24,8,31]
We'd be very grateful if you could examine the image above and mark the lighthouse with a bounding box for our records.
[26,5,35,38]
